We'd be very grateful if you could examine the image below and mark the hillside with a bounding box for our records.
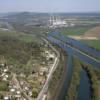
[0,29,43,67]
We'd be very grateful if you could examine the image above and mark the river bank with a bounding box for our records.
[66,57,82,100]
[47,32,100,100]
[66,57,100,100]
[82,64,100,100]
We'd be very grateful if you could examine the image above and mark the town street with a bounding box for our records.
[37,38,60,100]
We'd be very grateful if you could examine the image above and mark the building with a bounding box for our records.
[49,16,68,28]
[39,67,48,76]
[3,96,9,100]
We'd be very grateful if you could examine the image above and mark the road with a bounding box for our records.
[37,38,60,100]
[37,33,100,100]
[12,73,32,100]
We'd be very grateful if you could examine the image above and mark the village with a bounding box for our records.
[0,46,56,100]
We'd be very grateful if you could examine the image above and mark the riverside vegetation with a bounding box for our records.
[66,57,100,100]
[48,47,67,100]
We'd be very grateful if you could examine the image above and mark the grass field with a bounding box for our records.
[0,29,43,69]
[81,40,100,50]
[83,26,100,39]
[59,26,100,50]
[0,29,42,43]
[59,27,92,36]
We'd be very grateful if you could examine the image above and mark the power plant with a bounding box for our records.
[49,16,68,28]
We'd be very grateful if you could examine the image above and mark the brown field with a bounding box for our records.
[68,26,100,40]
[84,26,100,39]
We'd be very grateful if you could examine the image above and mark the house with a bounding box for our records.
[2,74,8,81]
[10,88,15,92]
[20,73,26,78]
[2,77,7,81]
[39,67,48,76]
[45,50,50,55]
[5,74,8,78]
[14,94,21,98]
[48,53,55,61]
[13,91,21,99]
[41,78,46,85]
[24,86,29,91]
[19,97,26,100]
[28,91,32,97]
[1,73,6,77]
[16,91,21,95]
[3,96,9,100]
[4,69,8,73]
[33,72,39,78]
[0,63,5,67]
[20,81,24,86]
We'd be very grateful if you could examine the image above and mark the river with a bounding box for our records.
[46,32,100,100]
[77,69,92,100]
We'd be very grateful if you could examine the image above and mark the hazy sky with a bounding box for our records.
[0,0,100,13]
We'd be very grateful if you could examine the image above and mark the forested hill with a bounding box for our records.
[0,29,43,66]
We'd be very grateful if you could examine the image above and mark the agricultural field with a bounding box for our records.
[59,26,92,36]
[60,26,100,50]
[81,40,100,50]
[80,26,100,50]
[83,26,100,39]
[0,29,42,43]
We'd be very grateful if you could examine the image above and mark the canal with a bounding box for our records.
[46,32,100,100]
[77,69,92,100]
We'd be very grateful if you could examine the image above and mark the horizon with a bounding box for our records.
[0,0,100,13]
[1,11,100,14]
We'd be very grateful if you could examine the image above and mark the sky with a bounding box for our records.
[0,0,100,13]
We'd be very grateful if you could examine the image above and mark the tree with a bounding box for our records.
[32,88,38,98]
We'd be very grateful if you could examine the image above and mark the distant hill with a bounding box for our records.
[4,12,32,19]
[0,12,19,17]
[3,12,100,19]
[3,12,49,19]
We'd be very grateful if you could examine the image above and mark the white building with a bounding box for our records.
[10,88,15,92]
[4,96,9,100]
[49,16,68,28]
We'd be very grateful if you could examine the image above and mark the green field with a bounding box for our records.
[0,29,42,43]
[81,40,100,50]
[59,27,92,36]
[0,29,43,73]
[58,27,100,50]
